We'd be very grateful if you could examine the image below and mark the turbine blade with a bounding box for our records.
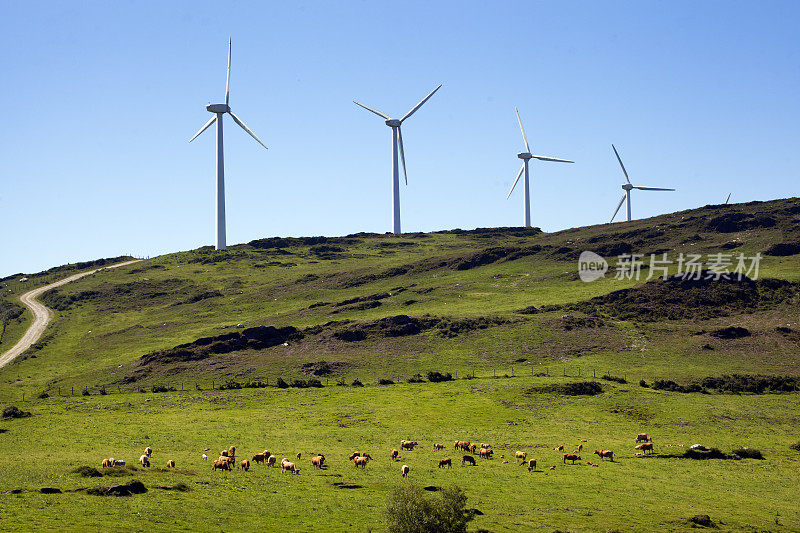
[400,84,442,123]
[532,155,574,163]
[610,193,626,222]
[632,186,675,191]
[515,106,530,153]
[189,115,217,142]
[506,165,525,199]
[398,126,408,185]
[725,193,731,204]
[229,112,267,149]
[612,144,631,184]
[353,100,390,119]
[225,38,231,105]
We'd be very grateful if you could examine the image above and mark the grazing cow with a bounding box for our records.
[220,450,229,457]
[636,434,651,443]
[266,455,276,467]
[594,450,614,461]
[514,451,527,463]
[400,440,418,451]
[252,453,267,464]
[390,449,399,461]
[144,447,152,457]
[455,441,470,451]
[354,456,369,468]
[577,444,583,452]
[479,447,493,459]
[213,459,231,471]
[102,459,112,468]
[240,459,250,471]
[461,454,476,466]
[281,460,299,474]
[311,455,325,469]
[526,459,537,472]
[263,450,272,458]
[432,443,445,452]
[362,453,373,460]
[139,455,150,467]
[349,452,361,461]
[562,453,581,464]
[228,446,236,458]
[635,443,654,454]
[296,452,301,460]
[438,458,452,468]
[202,454,208,461]
[166,460,175,468]
[113,460,125,466]
[469,443,477,454]
[554,445,564,451]
[401,464,409,478]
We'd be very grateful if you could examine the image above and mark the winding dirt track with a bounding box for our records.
[0,260,141,369]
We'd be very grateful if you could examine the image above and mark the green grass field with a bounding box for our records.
[1,199,799,531]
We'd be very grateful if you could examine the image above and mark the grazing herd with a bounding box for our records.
[98,434,658,482]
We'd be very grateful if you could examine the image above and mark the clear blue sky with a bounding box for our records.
[2,1,798,277]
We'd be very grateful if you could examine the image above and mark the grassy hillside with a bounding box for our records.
[1,199,799,531]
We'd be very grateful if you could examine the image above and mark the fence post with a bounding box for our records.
[563,367,566,377]
[71,386,74,396]
[593,369,596,378]
[22,392,24,401]
[511,366,513,377]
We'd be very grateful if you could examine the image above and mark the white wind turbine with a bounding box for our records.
[609,144,675,223]
[506,107,573,227]
[189,39,267,250]
[353,84,442,234]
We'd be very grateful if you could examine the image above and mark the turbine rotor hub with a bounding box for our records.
[385,119,401,127]
[517,152,532,160]
[206,103,230,113]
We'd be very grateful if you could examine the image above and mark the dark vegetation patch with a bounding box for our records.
[0,256,134,284]
[525,381,603,396]
[720,240,744,250]
[329,315,513,342]
[1,300,24,324]
[72,466,103,478]
[563,271,798,321]
[300,361,348,376]
[81,480,147,497]
[789,442,800,452]
[39,487,62,494]
[434,226,542,237]
[683,448,728,460]
[651,375,798,394]
[153,483,191,491]
[705,211,776,232]
[555,314,607,331]
[689,514,718,528]
[516,306,539,314]
[731,447,763,459]
[601,374,627,384]
[2,405,31,419]
[330,482,363,489]
[708,326,750,339]
[426,371,453,383]
[127,264,166,274]
[764,242,800,256]
[41,278,203,311]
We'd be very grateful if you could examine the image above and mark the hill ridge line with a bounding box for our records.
[0,259,141,369]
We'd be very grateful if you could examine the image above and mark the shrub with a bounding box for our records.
[427,371,453,383]
[307,379,323,388]
[790,441,800,452]
[526,381,603,396]
[2,405,31,419]
[290,379,308,388]
[82,388,91,396]
[384,485,474,533]
[601,374,627,384]
[378,378,395,385]
[37,391,50,399]
[351,379,364,387]
[683,447,727,460]
[99,386,107,396]
[219,380,242,390]
[408,374,426,384]
[732,447,764,459]
[72,466,103,477]
[689,515,715,528]
[275,377,289,389]
[243,380,267,389]
[639,379,649,388]
[335,378,347,387]
[151,385,175,393]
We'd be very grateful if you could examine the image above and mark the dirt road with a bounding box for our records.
[0,259,141,369]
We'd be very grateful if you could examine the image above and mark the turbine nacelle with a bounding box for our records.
[622,183,634,191]
[517,152,533,160]
[384,118,401,127]
[207,103,231,113]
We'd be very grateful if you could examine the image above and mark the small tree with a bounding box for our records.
[385,485,473,533]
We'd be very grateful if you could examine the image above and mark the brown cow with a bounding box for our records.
[296,452,301,460]
[281,461,299,474]
[102,458,113,468]
[220,450,229,457]
[594,450,614,461]
[479,447,493,459]
[562,453,581,464]
[461,454,476,466]
[636,434,651,443]
[514,451,527,463]
[390,449,399,461]
[438,458,452,468]
[213,459,231,471]
[166,460,175,468]
[228,446,236,458]
[400,440,418,451]
[432,443,445,452]
[349,452,361,461]
[240,459,250,471]
[113,460,125,466]
[401,464,409,478]
[354,456,369,468]
[252,453,267,464]
[469,443,477,453]
[455,441,470,451]
[311,455,325,469]
[554,445,565,451]
[526,459,537,472]
[635,443,654,454]
[266,455,276,467]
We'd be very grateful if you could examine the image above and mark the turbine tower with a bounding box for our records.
[189,38,267,250]
[353,84,442,234]
[609,144,675,223]
[506,107,573,227]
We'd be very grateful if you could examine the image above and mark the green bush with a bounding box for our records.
[790,441,800,452]
[407,374,425,384]
[151,385,175,393]
[351,379,364,387]
[384,485,474,533]
[2,405,31,419]
[379,378,395,385]
[275,377,289,389]
[601,374,627,384]
[639,379,649,388]
[732,446,764,459]
[427,371,453,383]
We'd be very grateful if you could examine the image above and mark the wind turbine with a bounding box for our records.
[353,84,442,234]
[724,193,731,205]
[609,144,675,223]
[189,38,267,250]
[506,107,573,227]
